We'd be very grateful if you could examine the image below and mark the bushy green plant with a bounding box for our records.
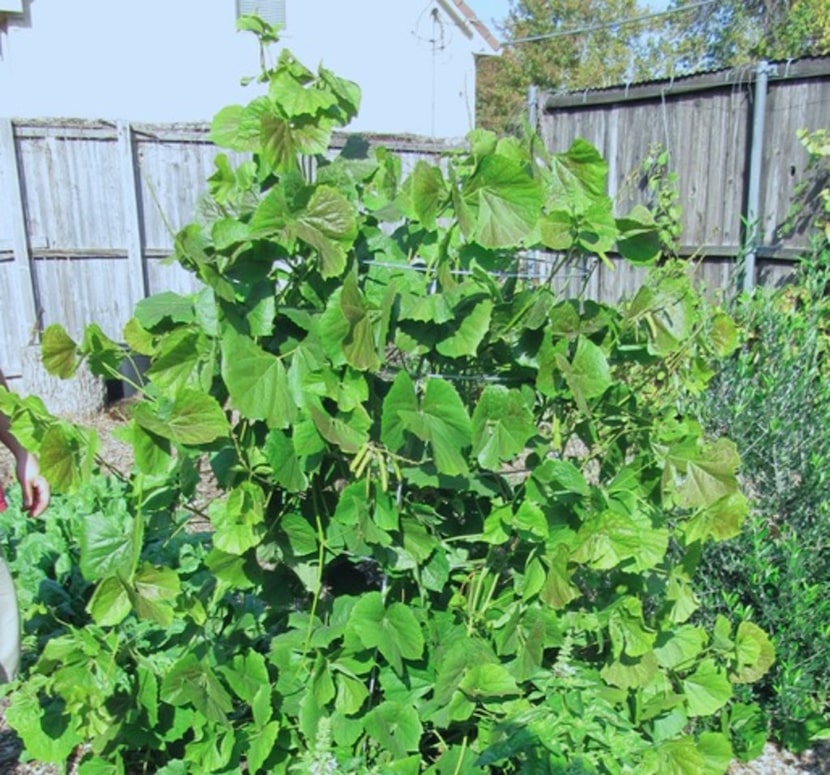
[0,18,774,774]
[689,131,830,752]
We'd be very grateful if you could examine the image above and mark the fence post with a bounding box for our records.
[117,120,149,308]
[527,84,538,133]
[0,119,40,342]
[742,60,773,293]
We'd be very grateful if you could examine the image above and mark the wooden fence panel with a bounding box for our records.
[538,56,830,300]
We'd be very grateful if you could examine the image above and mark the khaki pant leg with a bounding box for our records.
[0,554,20,683]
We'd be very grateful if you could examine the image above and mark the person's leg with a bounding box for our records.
[0,553,20,683]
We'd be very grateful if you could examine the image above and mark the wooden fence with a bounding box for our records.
[535,56,830,300]
[1,57,828,407]
[0,119,457,402]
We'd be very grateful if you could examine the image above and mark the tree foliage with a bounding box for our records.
[476,0,654,135]
[650,0,830,75]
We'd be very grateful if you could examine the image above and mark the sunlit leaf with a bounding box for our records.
[471,385,535,470]
[349,591,424,675]
[683,659,732,716]
[41,324,78,378]
[461,154,542,248]
[733,621,775,684]
[221,330,293,428]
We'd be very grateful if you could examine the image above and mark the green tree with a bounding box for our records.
[650,0,830,76]
[476,0,655,135]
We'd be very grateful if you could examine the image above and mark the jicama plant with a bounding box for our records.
[0,16,773,775]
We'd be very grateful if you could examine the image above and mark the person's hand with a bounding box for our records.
[15,450,50,517]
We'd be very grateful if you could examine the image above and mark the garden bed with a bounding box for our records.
[1,407,828,774]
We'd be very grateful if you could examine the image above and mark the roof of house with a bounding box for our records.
[441,0,501,52]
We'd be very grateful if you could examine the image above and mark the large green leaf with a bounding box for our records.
[616,205,662,265]
[209,482,266,555]
[698,732,734,775]
[573,509,668,572]
[461,154,543,248]
[401,160,447,230]
[608,597,657,658]
[364,701,423,760]
[209,103,263,151]
[601,651,659,690]
[221,330,293,429]
[259,112,295,174]
[145,327,205,392]
[340,272,382,371]
[41,324,78,378]
[381,370,419,451]
[247,721,280,773]
[540,545,580,609]
[87,576,131,627]
[654,626,707,670]
[132,390,229,446]
[684,492,748,544]
[396,378,472,476]
[5,689,83,764]
[651,737,706,775]
[349,591,424,675]
[661,437,741,509]
[268,69,337,118]
[80,323,125,378]
[557,335,613,410]
[548,138,608,211]
[78,504,136,582]
[292,185,358,278]
[318,66,361,120]
[131,562,181,627]
[458,664,521,701]
[263,430,309,492]
[134,291,195,330]
[309,401,370,454]
[436,299,493,359]
[732,621,775,684]
[683,659,732,716]
[471,385,535,470]
[161,654,234,724]
[38,422,99,493]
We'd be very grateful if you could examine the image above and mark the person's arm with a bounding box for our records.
[0,369,50,517]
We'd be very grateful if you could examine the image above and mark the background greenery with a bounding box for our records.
[687,130,830,752]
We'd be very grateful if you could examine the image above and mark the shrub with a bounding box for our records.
[690,225,830,749]
[0,18,774,774]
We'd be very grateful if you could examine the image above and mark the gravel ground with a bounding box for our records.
[1,408,828,774]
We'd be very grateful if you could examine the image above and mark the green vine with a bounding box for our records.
[0,16,775,775]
